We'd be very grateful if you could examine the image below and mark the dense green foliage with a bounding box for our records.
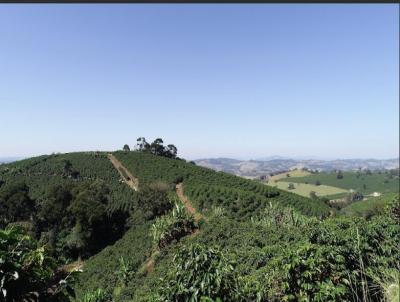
[151,202,197,249]
[115,211,398,301]
[0,182,35,226]
[0,180,131,262]
[0,226,77,302]
[281,170,399,195]
[74,222,153,299]
[79,289,113,302]
[114,151,331,217]
[1,150,398,302]
[184,183,330,219]
[0,153,146,259]
[340,193,397,218]
[0,152,138,213]
[157,244,242,301]
[134,182,173,221]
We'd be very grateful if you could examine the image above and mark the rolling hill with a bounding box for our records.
[195,157,399,177]
[0,148,398,302]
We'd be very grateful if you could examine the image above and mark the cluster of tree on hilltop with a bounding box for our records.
[122,137,178,159]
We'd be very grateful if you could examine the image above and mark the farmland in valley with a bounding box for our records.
[279,171,399,195]
[340,192,398,217]
[269,180,348,198]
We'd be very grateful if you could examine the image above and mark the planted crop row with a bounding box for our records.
[0,152,138,215]
[113,151,331,217]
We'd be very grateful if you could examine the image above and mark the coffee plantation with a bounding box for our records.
[0,149,398,301]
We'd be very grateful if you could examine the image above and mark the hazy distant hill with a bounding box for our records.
[194,157,399,177]
[0,157,22,164]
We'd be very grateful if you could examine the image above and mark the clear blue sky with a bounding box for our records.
[0,4,398,160]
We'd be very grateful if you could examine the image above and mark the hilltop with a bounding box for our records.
[0,141,398,302]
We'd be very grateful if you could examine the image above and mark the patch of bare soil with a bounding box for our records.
[107,153,139,191]
[175,183,207,222]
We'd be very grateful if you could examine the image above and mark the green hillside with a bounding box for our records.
[113,151,331,217]
[0,148,399,302]
[340,192,398,218]
[280,171,399,195]
[0,152,137,207]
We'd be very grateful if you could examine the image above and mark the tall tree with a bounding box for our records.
[150,138,165,156]
[137,182,172,220]
[0,182,35,227]
[135,137,178,158]
[62,160,73,176]
[66,181,110,258]
[136,137,150,152]
[166,144,178,158]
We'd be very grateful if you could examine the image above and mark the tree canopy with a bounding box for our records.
[0,182,35,227]
[135,137,178,159]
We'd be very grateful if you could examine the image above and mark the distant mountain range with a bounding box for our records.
[194,157,400,177]
[0,157,23,164]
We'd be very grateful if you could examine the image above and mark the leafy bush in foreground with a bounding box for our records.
[157,244,241,302]
[151,202,197,249]
[251,202,314,228]
[0,226,76,302]
[0,226,51,301]
[190,215,399,302]
[269,243,348,301]
[79,289,112,302]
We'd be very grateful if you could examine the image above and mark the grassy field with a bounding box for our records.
[340,192,397,217]
[323,192,349,200]
[268,181,348,198]
[269,169,311,181]
[280,171,399,195]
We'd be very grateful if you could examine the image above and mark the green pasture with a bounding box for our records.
[280,171,399,195]
[268,181,348,198]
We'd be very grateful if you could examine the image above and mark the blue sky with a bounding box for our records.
[0,4,398,160]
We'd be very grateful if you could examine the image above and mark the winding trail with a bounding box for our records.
[176,183,207,222]
[107,153,139,191]
[106,155,207,275]
[142,185,206,275]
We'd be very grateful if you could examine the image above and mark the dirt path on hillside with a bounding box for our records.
[176,183,207,222]
[142,184,206,275]
[107,153,139,191]
[144,254,155,274]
